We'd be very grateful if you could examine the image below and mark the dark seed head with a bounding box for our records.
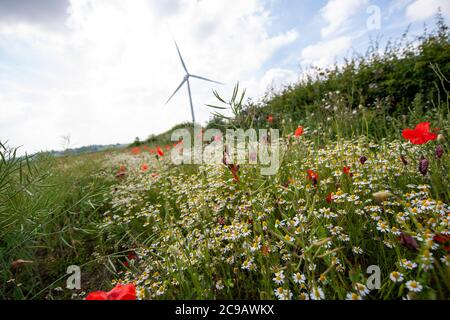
[359,156,368,165]
[398,232,418,251]
[418,157,429,176]
[435,145,444,159]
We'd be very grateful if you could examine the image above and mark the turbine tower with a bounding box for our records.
[165,40,223,124]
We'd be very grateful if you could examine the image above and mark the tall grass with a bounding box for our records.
[0,144,114,299]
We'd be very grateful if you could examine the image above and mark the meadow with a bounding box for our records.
[0,19,449,300]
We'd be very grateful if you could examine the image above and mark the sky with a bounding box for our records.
[0,0,449,154]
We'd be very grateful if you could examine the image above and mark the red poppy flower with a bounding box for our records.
[127,252,137,260]
[123,251,138,268]
[434,234,450,245]
[326,192,334,203]
[165,145,171,150]
[306,169,318,181]
[267,115,273,123]
[131,147,141,155]
[119,165,126,172]
[294,126,304,137]
[402,122,438,145]
[141,163,149,172]
[86,283,136,300]
[228,164,240,182]
[306,169,318,187]
[157,147,164,157]
[343,166,351,175]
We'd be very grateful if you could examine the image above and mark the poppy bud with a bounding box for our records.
[435,145,444,159]
[359,156,367,165]
[373,190,393,202]
[11,259,34,269]
[116,172,126,179]
[437,134,445,142]
[418,157,429,176]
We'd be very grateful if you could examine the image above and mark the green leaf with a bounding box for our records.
[205,104,228,110]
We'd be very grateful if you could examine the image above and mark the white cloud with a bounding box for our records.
[243,68,299,98]
[320,0,367,37]
[387,0,413,16]
[0,0,298,153]
[300,36,353,67]
[405,0,450,21]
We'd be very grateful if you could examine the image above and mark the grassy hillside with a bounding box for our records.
[207,14,449,142]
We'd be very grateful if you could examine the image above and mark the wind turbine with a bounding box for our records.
[165,39,223,124]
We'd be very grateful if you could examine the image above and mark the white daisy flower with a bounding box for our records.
[310,287,325,300]
[298,292,310,300]
[273,271,285,285]
[346,292,363,300]
[215,280,224,291]
[354,283,370,297]
[400,259,417,270]
[292,272,306,285]
[406,280,423,293]
[389,271,404,283]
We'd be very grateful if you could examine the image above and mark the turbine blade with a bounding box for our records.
[190,74,224,85]
[165,78,187,104]
[173,40,188,73]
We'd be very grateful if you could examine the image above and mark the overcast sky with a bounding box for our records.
[1,0,449,154]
